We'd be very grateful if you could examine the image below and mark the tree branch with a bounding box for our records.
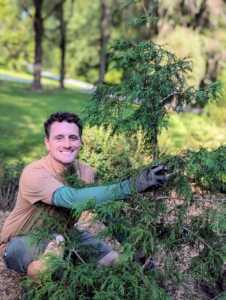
[71,248,97,291]
[141,0,148,14]
[65,0,75,26]
[160,91,186,105]
[65,233,97,290]
[183,227,213,250]
[161,218,213,250]
[43,0,66,21]
[157,196,226,203]
[19,0,34,20]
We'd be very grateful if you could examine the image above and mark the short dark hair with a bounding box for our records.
[44,111,83,139]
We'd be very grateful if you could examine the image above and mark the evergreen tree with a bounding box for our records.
[22,1,226,299]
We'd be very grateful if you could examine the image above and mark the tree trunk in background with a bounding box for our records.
[59,2,66,89]
[97,0,108,85]
[31,0,44,90]
[192,0,209,33]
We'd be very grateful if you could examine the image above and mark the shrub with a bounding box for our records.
[78,126,150,182]
[0,157,24,211]
[21,1,226,299]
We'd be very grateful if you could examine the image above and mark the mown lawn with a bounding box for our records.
[1,80,226,165]
[0,80,91,163]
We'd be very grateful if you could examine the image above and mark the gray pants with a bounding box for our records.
[3,229,112,273]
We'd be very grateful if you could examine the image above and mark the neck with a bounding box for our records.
[47,154,73,175]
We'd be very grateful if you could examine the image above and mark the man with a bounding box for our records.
[0,111,168,280]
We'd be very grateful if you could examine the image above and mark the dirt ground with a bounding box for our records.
[0,211,117,300]
[0,211,24,300]
[0,210,221,300]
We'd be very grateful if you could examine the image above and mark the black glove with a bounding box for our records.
[131,164,169,193]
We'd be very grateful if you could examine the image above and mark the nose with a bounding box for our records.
[63,138,71,148]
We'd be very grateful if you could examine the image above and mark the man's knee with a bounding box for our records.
[27,234,65,280]
[98,251,120,267]
[27,260,43,280]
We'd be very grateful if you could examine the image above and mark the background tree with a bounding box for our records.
[62,0,101,83]
[154,0,226,89]
[0,0,33,70]
[44,0,75,88]
[1,0,225,91]
[19,0,66,90]
[97,0,122,84]
[21,1,226,299]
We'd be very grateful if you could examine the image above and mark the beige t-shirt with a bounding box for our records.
[0,155,95,256]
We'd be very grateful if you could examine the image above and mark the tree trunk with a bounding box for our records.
[152,127,159,212]
[192,0,209,33]
[59,3,66,89]
[97,0,109,85]
[31,0,44,90]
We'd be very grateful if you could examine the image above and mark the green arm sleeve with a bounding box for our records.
[52,180,131,209]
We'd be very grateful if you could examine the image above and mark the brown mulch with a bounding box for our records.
[0,211,25,300]
[0,210,221,300]
[0,211,118,300]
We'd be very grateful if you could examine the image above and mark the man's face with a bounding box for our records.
[44,121,81,168]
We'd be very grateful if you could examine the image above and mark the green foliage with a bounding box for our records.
[83,29,222,157]
[78,126,149,182]
[0,0,34,70]
[216,65,226,107]
[1,80,226,170]
[0,81,91,163]
[22,254,170,299]
[77,3,226,299]
[154,27,206,88]
[22,146,226,299]
[1,0,226,87]
[127,13,159,26]
[2,2,226,297]
[0,157,24,211]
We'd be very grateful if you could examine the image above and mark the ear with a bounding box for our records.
[44,137,50,151]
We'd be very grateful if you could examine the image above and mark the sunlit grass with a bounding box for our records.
[0,67,92,89]
[0,80,91,163]
[159,113,226,154]
[1,80,226,165]
[0,67,58,86]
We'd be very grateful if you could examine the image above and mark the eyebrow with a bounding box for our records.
[53,134,79,138]
[54,134,64,138]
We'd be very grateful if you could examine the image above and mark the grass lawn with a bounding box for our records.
[0,80,91,163]
[159,112,226,155]
[0,67,59,86]
[0,67,90,89]
[1,80,226,165]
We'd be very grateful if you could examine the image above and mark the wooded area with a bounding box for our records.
[2,1,226,299]
[1,0,226,94]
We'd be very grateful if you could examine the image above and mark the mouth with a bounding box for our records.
[60,150,75,154]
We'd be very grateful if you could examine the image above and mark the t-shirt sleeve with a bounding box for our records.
[20,165,64,205]
[74,160,95,184]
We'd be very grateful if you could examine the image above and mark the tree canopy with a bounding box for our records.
[1,0,226,91]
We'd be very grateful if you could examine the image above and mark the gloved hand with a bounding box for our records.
[130,164,169,193]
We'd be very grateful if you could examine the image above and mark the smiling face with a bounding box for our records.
[44,121,81,171]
